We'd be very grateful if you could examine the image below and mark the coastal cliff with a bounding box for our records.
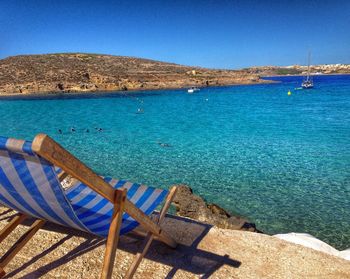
[0,53,264,95]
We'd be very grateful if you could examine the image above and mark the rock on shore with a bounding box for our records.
[172,185,260,232]
[63,177,259,233]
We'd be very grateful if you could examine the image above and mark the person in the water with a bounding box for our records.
[70,127,76,132]
[86,129,89,133]
[136,108,144,114]
[157,141,172,147]
[58,129,62,134]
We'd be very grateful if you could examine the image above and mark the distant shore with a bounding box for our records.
[2,73,350,98]
[0,80,273,98]
[1,53,348,96]
[262,72,350,78]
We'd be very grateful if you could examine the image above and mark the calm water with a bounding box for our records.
[0,75,349,249]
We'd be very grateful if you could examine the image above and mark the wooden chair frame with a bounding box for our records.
[0,134,177,278]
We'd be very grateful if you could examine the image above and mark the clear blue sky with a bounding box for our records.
[0,0,349,69]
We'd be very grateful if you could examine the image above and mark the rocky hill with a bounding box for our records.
[0,53,264,95]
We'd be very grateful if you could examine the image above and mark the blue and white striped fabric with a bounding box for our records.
[66,178,168,236]
[0,136,168,237]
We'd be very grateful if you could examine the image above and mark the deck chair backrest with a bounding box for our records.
[0,136,88,231]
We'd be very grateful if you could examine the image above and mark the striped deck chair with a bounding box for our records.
[0,134,177,278]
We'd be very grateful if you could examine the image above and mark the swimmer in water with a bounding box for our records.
[86,129,89,133]
[137,108,144,114]
[70,127,76,132]
[98,128,103,132]
[157,141,172,147]
[58,129,62,134]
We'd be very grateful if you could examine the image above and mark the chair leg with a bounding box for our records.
[0,219,45,271]
[0,214,27,244]
[157,186,178,222]
[124,232,153,279]
[101,189,127,279]
[125,186,178,278]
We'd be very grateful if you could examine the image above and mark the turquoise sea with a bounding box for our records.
[0,75,349,250]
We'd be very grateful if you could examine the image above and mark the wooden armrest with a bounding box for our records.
[32,134,117,203]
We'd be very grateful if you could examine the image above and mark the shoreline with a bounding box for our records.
[2,72,349,98]
[0,74,349,265]
[0,80,273,99]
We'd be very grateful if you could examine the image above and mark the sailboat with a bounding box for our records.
[301,51,314,89]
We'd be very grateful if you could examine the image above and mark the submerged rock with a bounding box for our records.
[172,184,261,232]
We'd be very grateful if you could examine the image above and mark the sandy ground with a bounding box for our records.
[0,206,349,278]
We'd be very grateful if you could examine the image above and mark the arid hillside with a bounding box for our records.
[0,53,264,95]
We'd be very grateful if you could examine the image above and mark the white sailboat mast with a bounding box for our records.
[307,51,311,81]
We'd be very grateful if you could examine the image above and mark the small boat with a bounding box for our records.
[301,51,314,89]
[187,87,200,93]
[302,79,313,89]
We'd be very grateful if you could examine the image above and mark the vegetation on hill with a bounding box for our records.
[275,68,302,75]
